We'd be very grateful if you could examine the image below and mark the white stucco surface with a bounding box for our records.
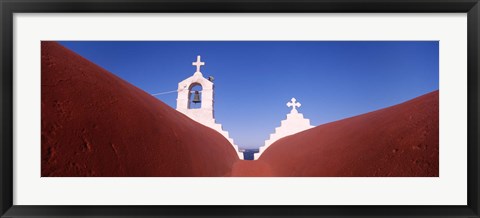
[176,56,243,159]
[254,98,313,160]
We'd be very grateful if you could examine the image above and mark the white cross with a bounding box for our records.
[192,55,205,73]
[286,98,301,113]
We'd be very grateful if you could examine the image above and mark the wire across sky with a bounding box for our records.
[59,41,439,149]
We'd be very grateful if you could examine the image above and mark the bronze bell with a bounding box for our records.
[192,91,201,104]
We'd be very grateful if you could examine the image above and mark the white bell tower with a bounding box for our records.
[176,56,243,159]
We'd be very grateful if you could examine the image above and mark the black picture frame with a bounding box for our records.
[1,0,479,217]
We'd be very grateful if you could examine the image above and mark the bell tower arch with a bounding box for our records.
[176,56,243,159]
[188,83,203,109]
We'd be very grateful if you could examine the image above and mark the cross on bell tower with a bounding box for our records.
[287,98,301,113]
[192,55,205,74]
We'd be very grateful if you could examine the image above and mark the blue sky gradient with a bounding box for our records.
[58,41,439,149]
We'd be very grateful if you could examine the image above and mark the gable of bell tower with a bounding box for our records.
[175,55,243,159]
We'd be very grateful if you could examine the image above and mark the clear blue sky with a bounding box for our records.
[58,41,439,149]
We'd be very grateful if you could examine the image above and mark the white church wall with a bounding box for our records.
[176,56,243,159]
[254,98,313,160]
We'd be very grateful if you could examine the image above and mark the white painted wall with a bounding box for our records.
[254,98,313,160]
[176,57,243,159]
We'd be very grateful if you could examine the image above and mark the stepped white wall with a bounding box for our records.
[254,99,313,160]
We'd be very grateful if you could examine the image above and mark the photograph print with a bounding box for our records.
[41,41,439,177]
